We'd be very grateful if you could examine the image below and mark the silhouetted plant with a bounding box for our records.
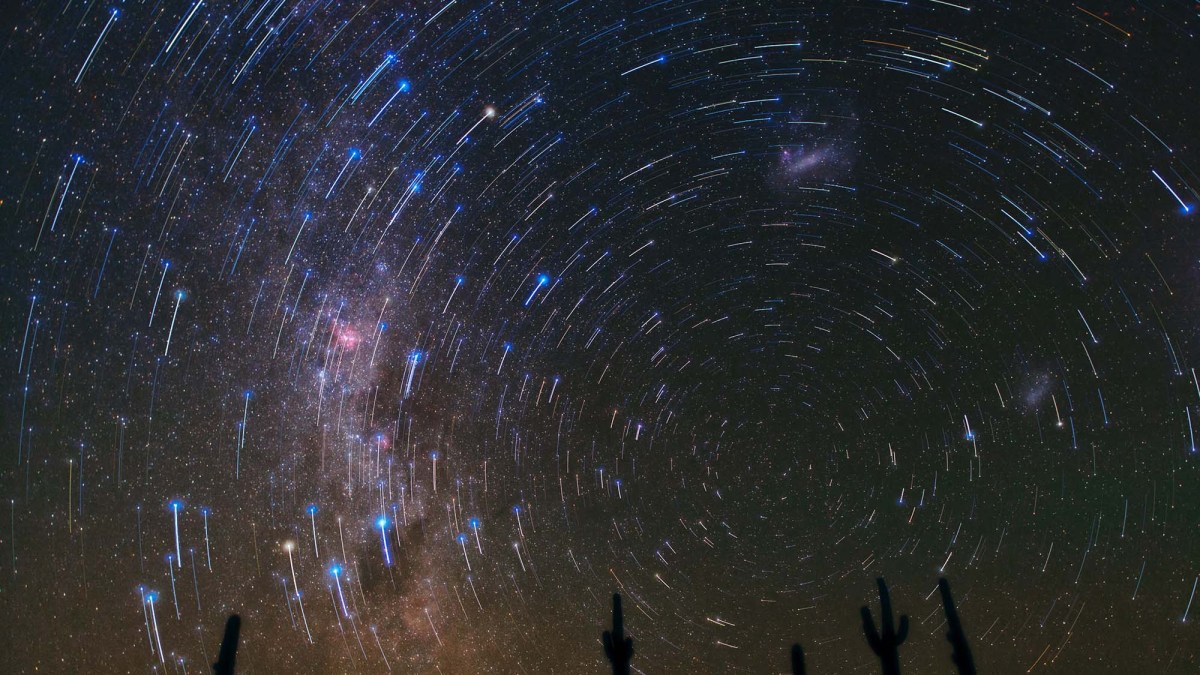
[861,578,908,675]
[938,578,977,675]
[199,577,980,674]
[790,642,807,675]
[602,593,634,675]
[212,614,241,675]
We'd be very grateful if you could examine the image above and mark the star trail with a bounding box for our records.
[1,0,1199,672]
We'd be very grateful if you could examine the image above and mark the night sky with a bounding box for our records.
[2,1,1199,672]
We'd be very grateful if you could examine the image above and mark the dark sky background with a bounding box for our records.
[1,0,1199,672]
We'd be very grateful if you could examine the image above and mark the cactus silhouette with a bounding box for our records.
[790,643,807,675]
[213,614,241,675]
[938,578,977,675]
[602,593,634,675]
[861,578,908,675]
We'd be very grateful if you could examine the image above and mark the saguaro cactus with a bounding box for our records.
[938,578,977,675]
[602,593,634,675]
[861,578,908,675]
[213,614,241,675]
[790,643,807,675]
